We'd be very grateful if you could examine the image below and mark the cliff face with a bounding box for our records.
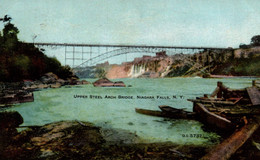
[106,51,174,79]
[106,64,131,79]
[75,47,260,79]
[178,47,260,77]
[104,49,233,78]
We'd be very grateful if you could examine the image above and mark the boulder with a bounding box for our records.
[1,121,105,159]
[57,79,66,85]
[0,111,23,129]
[93,78,125,87]
[37,84,49,89]
[81,80,90,85]
[23,80,34,87]
[50,83,61,88]
[68,77,79,85]
[40,72,59,84]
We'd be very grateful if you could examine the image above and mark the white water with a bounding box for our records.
[128,64,147,78]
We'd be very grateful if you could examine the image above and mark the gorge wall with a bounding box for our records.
[75,47,260,79]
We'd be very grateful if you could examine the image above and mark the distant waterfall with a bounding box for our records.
[128,64,146,78]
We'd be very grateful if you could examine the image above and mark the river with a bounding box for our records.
[5,77,255,145]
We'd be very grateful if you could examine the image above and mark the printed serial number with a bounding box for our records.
[181,134,205,138]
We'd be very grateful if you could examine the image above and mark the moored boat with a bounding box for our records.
[193,103,236,130]
[135,106,196,119]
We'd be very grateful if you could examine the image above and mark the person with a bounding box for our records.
[210,81,231,99]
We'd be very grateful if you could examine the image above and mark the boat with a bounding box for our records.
[136,81,260,130]
[197,81,260,160]
[135,80,260,159]
[188,81,260,130]
[135,106,196,119]
[159,105,187,113]
[193,103,236,130]
[159,105,196,119]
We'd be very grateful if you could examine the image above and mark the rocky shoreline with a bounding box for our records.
[1,111,258,159]
[0,111,208,160]
[0,72,90,108]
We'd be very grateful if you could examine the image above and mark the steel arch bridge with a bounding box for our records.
[75,47,202,68]
[31,42,231,68]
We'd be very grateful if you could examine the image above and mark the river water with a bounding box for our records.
[6,77,255,145]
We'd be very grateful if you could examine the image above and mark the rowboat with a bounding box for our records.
[135,106,196,119]
[193,103,235,130]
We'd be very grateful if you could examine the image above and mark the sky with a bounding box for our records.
[1,0,260,65]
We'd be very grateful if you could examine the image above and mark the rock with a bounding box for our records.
[40,72,59,84]
[93,78,125,87]
[68,77,79,85]
[93,78,111,84]
[2,121,105,159]
[0,119,206,159]
[0,111,23,145]
[100,128,140,144]
[37,84,49,89]
[23,80,34,88]
[57,79,66,85]
[76,81,82,85]
[0,111,23,129]
[50,83,61,88]
[0,91,34,104]
[81,80,90,85]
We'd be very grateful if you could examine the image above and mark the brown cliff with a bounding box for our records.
[78,47,260,79]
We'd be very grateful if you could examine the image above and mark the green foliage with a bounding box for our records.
[0,16,74,82]
[239,43,251,49]
[9,55,30,81]
[211,53,260,76]
[2,22,19,51]
[251,35,260,46]
[95,68,106,78]
[233,56,260,76]
[14,55,30,70]
[56,65,74,79]
[167,64,191,77]
[44,56,61,73]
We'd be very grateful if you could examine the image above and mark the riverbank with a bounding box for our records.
[1,112,259,159]
[1,78,259,159]
[0,72,90,108]
[203,74,260,79]
[0,111,208,159]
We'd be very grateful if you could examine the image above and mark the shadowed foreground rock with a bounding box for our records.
[0,120,207,160]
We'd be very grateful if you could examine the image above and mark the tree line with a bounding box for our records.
[0,15,73,82]
[239,35,260,49]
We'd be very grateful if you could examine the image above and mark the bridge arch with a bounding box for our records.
[74,47,201,68]
[31,42,231,68]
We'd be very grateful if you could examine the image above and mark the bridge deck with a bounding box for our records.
[30,42,232,50]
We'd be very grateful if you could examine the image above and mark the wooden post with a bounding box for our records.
[253,80,256,86]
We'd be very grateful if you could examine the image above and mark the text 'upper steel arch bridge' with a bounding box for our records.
[31,42,232,68]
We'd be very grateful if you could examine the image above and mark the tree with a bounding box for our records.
[3,22,19,41]
[251,35,260,46]
[0,15,19,50]
[95,68,106,78]
[0,15,12,23]
[239,43,250,49]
